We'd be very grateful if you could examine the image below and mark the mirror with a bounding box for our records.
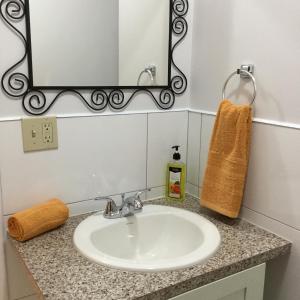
[27,0,171,88]
[1,0,188,114]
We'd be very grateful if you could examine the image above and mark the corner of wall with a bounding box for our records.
[0,171,8,300]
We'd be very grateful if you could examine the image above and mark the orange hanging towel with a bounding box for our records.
[200,100,252,218]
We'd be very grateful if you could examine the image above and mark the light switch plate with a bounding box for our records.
[21,117,58,152]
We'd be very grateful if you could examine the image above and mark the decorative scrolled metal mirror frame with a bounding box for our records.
[0,0,188,115]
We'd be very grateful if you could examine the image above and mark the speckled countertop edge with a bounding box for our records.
[10,195,291,300]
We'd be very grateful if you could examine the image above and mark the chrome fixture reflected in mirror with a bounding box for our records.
[0,0,189,115]
[137,65,157,86]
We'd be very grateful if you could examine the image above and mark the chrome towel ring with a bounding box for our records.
[137,65,156,86]
[222,65,257,105]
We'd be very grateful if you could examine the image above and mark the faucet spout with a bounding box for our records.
[121,202,135,217]
[120,195,137,217]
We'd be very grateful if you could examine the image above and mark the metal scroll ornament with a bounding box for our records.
[0,0,188,115]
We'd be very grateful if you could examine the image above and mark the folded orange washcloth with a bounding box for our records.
[8,199,69,242]
[200,100,252,218]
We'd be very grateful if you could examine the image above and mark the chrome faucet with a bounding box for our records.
[95,190,148,219]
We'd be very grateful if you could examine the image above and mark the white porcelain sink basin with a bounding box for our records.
[73,205,221,272]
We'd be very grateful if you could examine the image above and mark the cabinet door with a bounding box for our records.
[170,264,266,300]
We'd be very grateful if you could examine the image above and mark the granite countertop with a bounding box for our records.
[10,195,291,300]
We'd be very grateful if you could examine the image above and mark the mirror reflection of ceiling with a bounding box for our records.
[28,0,170,87]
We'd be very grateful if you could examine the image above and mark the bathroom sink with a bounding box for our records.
[73,205,221,272]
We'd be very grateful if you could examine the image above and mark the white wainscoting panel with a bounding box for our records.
[187,112,202,186]
[241,207,299,300]
[0,114,147,215]
[244,123,300,231]
[0,193,7,300]
[147,111,188,187]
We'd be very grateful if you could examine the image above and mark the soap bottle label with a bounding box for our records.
[168,167,182,198]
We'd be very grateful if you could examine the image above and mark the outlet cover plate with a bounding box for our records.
[21,117,58,152]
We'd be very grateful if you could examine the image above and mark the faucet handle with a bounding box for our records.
[94,196,114,202]
[133,189,150,210]
[135,188,151,199]
[94,197,118,216]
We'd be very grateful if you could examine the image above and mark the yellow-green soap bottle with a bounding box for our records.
[166,146,186,201]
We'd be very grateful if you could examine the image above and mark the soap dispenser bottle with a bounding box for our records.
[166,146,186,201]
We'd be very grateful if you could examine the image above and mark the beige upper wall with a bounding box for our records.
[190,0,300,124]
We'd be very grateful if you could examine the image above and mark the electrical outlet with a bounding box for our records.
[42,122,53,144]
[21,117,58,152]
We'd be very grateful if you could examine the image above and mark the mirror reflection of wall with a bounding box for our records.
[29,0,119,87]
[28,0,170,88]
[118,0,169,86]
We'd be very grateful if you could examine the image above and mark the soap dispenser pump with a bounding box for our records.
[166,146,186,201]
